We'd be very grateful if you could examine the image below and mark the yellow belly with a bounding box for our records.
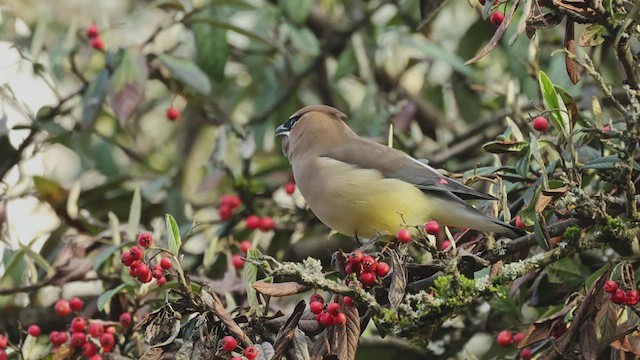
[299,158,431,238]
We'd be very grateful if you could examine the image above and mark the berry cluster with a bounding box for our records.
[121,232,172,286]
[245,214,276,232]
[8,297,132,359]
[85,23,105,51]
[344,250,390,287]
[604,280,639,306]
[218,194,242,220]
[496,330,531,359]
[219,336,258,359]
[309,294,349,326]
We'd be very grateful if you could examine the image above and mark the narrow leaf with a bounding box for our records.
[564,19,581,84]
[482,140,530,154]
[244,248,262,316]
[253,281,312,297]
[158,54,211,95]
[533,215,551,250]
[165,214,181,256]
[97,284,129,311]
[538,71,569,139]
[81,69,108,131]
[108,49,148,126]
[127,184,141,243]
[192,5,229,81]
[388,251,406,309]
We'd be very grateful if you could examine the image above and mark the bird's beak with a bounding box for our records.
[275,123,289,137]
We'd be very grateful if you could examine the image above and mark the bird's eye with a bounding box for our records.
[285,115,302,131]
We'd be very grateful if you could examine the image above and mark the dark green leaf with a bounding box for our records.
[108,49,148,126]
[192,6,229,81]
[81,69,109,131]
[98,284,130,311]
[538,71,569,139]
[158,54,211,95]
[533,215,551,250]
[483,140,529,154]
[244,248,262,316]
[581,155,620,170]
[546,258,582,283]
[279,0,311,23]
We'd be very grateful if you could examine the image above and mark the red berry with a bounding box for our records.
[239,240,252,254]
[490,11,505,26]
[326,302,341,315]
[348,250,364,265]
[440,240,451,251]
[604,280,618,293]
[100,333,115,349]
[88,322,104,338]
[138,269,153,283]
[244,345,259,360]
[232,254,244,269]
[166,107,180,121]
[86,24,99,38]
[137,232,153,248]
[245,215,261,230]
[520,348,533,360]
[532,116,549,132]
[69,297,83,312]
[309,293,324,304]
[218,204,233,220]
[129,246,144,261]
[360,271,376,287]
[160,257,172,270]
[90,355,103,360]
[514,332,525,345]
[129,266,137,277]
[625,290,639,306]
[310,301,324,314]
[105,326,117,335]
[396,228,411,243]
[71,317,87,333]
[343,296,352,307]
[611,288,626,304]
[71,332,86,347]
[221,195,241,209]
[361,256,377,272]
[220,336,238,352]
[0,334,6,348]
[28,325,41,337]
[333,312,347,325]
[515,215,526,229]
[424,220,440,235]
[375,262,391,277]
[121,252,134,266]
[82,342,98,357]
[0,350,6,360]
[157,276,167,286]
[152,268,163,279]
[135,263,150,279]
[55,300,72,317]
[258,216,276,232]
[51,331,68,346]
[602,125,611,139]
[231,358,243,360]
[90,37,105,51]
[284,182,296,195]
[119,312,132,328]
[318,312,334,326]
[496,330,513,347]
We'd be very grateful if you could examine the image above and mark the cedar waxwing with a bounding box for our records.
[275,105,526,239]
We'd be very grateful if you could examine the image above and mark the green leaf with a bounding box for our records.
[127,185,141,243]
[530,134,548,189]
[20,245,55,277]
[538,71,569,139]
[581,155,621,170]
[533,215,551,250]
[579,24,607,46]
[279,0,312,23]
[515,148,531,178]
[483,140,529,154]
[81,69,109,131]
[108,49,148,126]
[165,214,181,256]
[158,54,212,95]
[97,284,130,311]
[546,257,582,283]
[244,248,262,316]
[192,6,229,81]
[108,212,122,246]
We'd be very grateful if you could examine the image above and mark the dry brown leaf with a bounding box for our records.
[139,348,164,360]
[388,250,407,309]
[272,301,307,360]
[535,186,568,213]
[253,281,312,297]
[519,297,578,348]
[201,284,253,347]
[564,19,581,84]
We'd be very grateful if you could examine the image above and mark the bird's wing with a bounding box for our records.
[321,137,496,201]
